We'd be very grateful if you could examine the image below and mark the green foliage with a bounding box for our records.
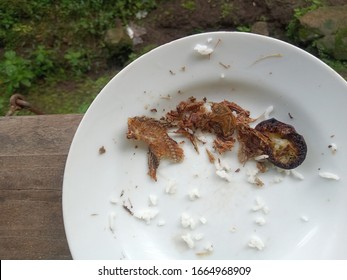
[30,45,56,78]
[0,0,158,99]
[236,25,251,32]
[0,51,35,95]
[220,1,233,19]
[287,0,323,40]
[64,49,91,76]
[181,0,196,11]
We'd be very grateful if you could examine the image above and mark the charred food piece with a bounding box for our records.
[255,118,307,169]
[127,117,184,181]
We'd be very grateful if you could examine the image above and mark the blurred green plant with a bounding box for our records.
[0,51,35,95]
[236,25,251,32]
[64,49,91,76]
[286,0,323,40]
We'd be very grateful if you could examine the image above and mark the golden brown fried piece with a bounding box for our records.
[166,98,239,153]
[207,102,237,139]
[255,118,307,169]
[237,124,270,164]
[213,137,236,154]
[127,117,184,181]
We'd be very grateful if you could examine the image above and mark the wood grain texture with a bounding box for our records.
[0,114,83,259]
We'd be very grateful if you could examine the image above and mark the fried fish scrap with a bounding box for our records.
[127,116,184,181]
[237,124,270,164]
[166,98,239,153]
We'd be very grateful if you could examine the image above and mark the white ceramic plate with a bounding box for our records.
[63,32,347,260]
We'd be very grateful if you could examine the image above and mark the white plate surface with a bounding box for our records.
[63,32,347,259]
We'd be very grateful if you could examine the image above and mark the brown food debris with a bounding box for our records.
[255,118,307,169]
[122,204,134,216]
[99,146,106,155]
[126,98,307,180]
[206,148,216,163]
[127,116,184,181]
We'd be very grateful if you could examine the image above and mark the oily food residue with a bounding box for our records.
[126,97,307,181]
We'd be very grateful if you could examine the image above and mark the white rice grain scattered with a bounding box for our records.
[188,188,201,201]
[301,215,309,222]
[254,155,269,161]
[248,236,265,251]
[181,233,195,249]
[216,169,232,182]
[255,216,266,226]
[329,143,337,153]
[134,208,159,224]
[291,169,305,180]
[194,233,204,241]
[230,226,237,233]
[148,194,158,206]
[194,44,214,55]
[264,105,274,120]
[319,172,340,180]
[271,176,283,184]
[109,196,119,205]
[252,197,270,214]
[204,242,214,252]
[108,211,116,232]
[199,216,207,224]
[165,180,177,194]
[246,167,263,186]
[181,213,196,229]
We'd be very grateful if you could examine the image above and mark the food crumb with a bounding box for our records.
[319,171,340,180]
[271,176,283,184]
[230,226,237,233]
[108,211,116,233]
[248,236,265,251]
[291,169,305,180]
[255,216,266,226]
[148,194,158,206]
[109,196,119,205]
[194,233,204,241]
[216,169,232,182]
[254,155,269,161]
[194,44,214,55]
[199,216,207,224]
[134,208,159,224]
[181,233,195,249]
[263,105,274,120]
[252,197,270,214]
[99,146,106,155]
[165,180,177,194]
[301,215,309,222]
[204,242,214,252]
[181,213,196,229]
[206,149,216,163]
[328,143,337,154]
[246,168,264,187]
[188,188,201,201]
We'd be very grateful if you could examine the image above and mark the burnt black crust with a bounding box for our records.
[255,118,307,169]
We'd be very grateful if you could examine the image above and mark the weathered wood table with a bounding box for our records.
[0,114,83,259]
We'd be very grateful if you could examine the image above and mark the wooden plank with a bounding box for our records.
[0,114,83,259]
